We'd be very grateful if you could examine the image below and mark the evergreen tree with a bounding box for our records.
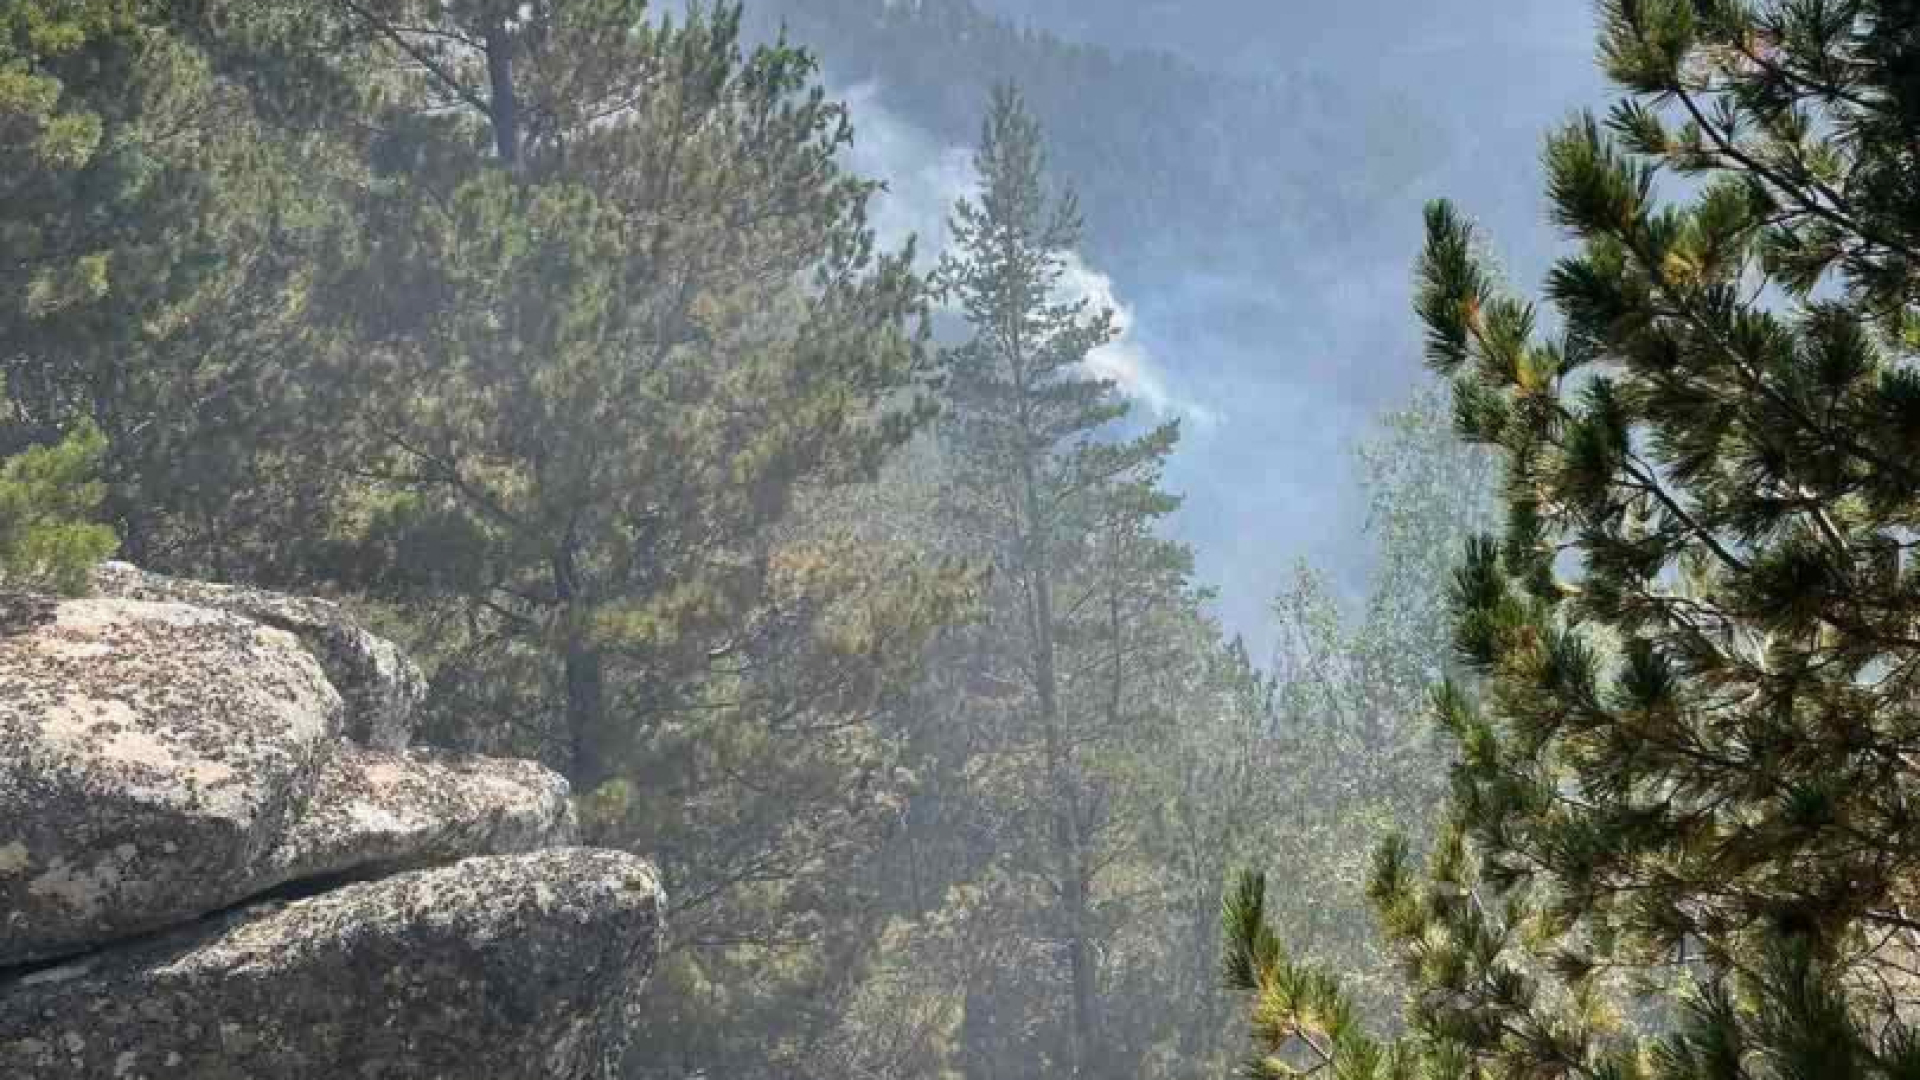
[925,83,1194,1078]
[1079,387,1500,1078]
[0,4,130,591]
[591,460,976,1080]
[290,7,956,1075]
[1229,2,1920,1077]
[1227,385,1502,1032]
[3,0,356,580]
[0,396,114,594]
[1111,630,1284,1078]
[315,0,934,788]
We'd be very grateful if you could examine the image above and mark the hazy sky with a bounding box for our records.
[828,1,1614,653]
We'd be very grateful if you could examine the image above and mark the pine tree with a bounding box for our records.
[1223,385,1503,1034]
[314,1,934,788]
[1228,2,1920,1078]
[280,9,957,1075]
[930,83,1193,1078]
[1112,631,1286,1077]
[0,392,114,594]
[3,0,363,581]
[586,457,978,1080]
[0,4,131,591]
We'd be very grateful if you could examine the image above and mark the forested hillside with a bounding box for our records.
[733,0,1599,643]
[8,2,1920,1080]
[741,0,1440,276]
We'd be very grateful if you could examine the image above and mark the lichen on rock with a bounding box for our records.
[0,566,664,1078]
[90,562,427,750]
[0,849,663,1079]
[0,598,343,965]
[264,745,578,886]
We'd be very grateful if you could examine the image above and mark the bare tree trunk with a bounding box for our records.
[552,542,607,788]
[1019,457,1100,1076]
[563,634,606,787]
[482,19,518,166]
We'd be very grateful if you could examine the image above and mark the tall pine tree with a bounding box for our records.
[293,8,956,1075]
[931,83,1192,1078]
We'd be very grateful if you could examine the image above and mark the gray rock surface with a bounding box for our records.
[266,746,577,886]
[1,590,576,966]
[0,849,664,1080]
[0,571,664,1078]
[0,597,343,965]
[91,562,426,749]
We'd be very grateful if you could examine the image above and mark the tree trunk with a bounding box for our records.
[1020,465,1100,1076]
[563,636,606,787]
[552,543,607,788]
[482,20,518,167]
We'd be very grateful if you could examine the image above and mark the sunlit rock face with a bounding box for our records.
[0,595,346,965]
[90,562,427,750]
[0,568,663,1079]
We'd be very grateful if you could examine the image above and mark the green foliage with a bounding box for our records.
[5,2,1328,1077]
[0,2,132,183]
[1246,385,1499,1027]
[274,7,965,1076]
[828,84,1214,1080]
[2,0,362,578]
[1225,870,1419,1080]
[4,3,970,1074]
[321,0,936,785]
[0,413,115,594]
[1230,2,1920,1078]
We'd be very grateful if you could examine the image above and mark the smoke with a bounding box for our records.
[838,81,1220,431]
[811,11,1610,651]
[838,82,975,264]
[1058,253,1220,429]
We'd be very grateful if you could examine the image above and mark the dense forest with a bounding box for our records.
[6,1,1920,1079]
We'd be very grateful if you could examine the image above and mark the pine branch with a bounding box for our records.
[329,0,497,124]
[1668,85,1919,265]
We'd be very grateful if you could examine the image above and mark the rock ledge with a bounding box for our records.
[0,567,662,1079]
[0,849,662,1080]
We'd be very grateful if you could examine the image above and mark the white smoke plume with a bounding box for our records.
[838,81,1219,430]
